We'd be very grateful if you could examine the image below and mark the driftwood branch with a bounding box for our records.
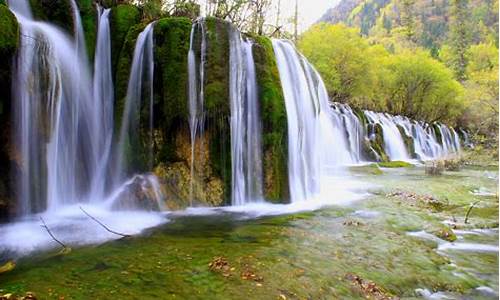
[40,217,67,249]
[464,200,481,224]
[79,206,131,238]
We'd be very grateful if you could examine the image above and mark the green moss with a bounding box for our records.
[349,164,384,175]
[153,17,192,162]
[0,5,18,56]
[28,0,74,34]
[377,161,413,168]
[76,0,97,62]
[366,123,389,162]
[432,123,443,145]
[0,4,17,221]
[203,17,232,203]
[396,125,416,158]
[113,23,147,173]
[110,4,141,82]
[1,162,498,298]
[352,107,367,127]
[252,35,289,203]
[0,0,5,6]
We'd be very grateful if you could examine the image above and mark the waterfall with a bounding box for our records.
[229,29,263,206]
[89,6,114,200]
[364,111,410,161]
[115,22,156,182]
[10,0,95,214]
[327,104,462,162]
[187,19,207,206]
[331,103,364,162]
[70,0,88,62]
[8,0,148,216]
[272,39,353,203]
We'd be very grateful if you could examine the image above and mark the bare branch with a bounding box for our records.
[79,206,131,238]
[40,217,67,249]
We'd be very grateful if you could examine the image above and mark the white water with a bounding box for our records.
[331,103,364,162]
[272,39,355,203]
[11,1,95,213]
[229,28,263,205]
[3,1,166,257]
[115,22,156,182]
[3,1,466,258]
[89,6,114,201]
[327,106,463,162]
[364,111,411,161]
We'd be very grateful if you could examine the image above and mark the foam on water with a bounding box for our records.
[0,205,166,258]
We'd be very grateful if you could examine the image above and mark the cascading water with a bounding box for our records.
[364,111,410,161]
[331,103,364,163]
[187,19,207,206]
[11,0,95,214]
[115,22,156,182]
[9,0,163,217]
[272,39,354,203]
[70,0,88,62]
[329,104,462,162]
[89,5,114,200]
[229,29,263,206]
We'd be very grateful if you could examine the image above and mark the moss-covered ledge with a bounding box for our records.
[366,123,389,162]
[252,35,289,204]
[0,4,19,221]
[76,0,97,62]
[396,125,416,159]
[204,17,232,204]
[28,0,74,34]
[110,4,141,83]
[153,17,192,163]
[113,23,147,173]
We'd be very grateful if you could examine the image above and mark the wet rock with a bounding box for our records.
[432,227,457,242]
[111,175,164,211]
[425,160,445,175]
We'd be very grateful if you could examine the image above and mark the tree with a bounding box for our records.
[299,24,378,105]
[299,23,466,125]
[459,43,499,137]
[400,0,416,43]
[448,0,471,81]
[384,49,465,124]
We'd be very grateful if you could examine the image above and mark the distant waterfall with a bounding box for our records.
[272,40,354,203]
[187,19,207,206]
[364,111,411,161]
[331,103,364,162]
[330,104,462,162]
[229,29,263,206]
[115,22,156,182]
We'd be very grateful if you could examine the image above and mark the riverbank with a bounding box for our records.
[0,150,498,299]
